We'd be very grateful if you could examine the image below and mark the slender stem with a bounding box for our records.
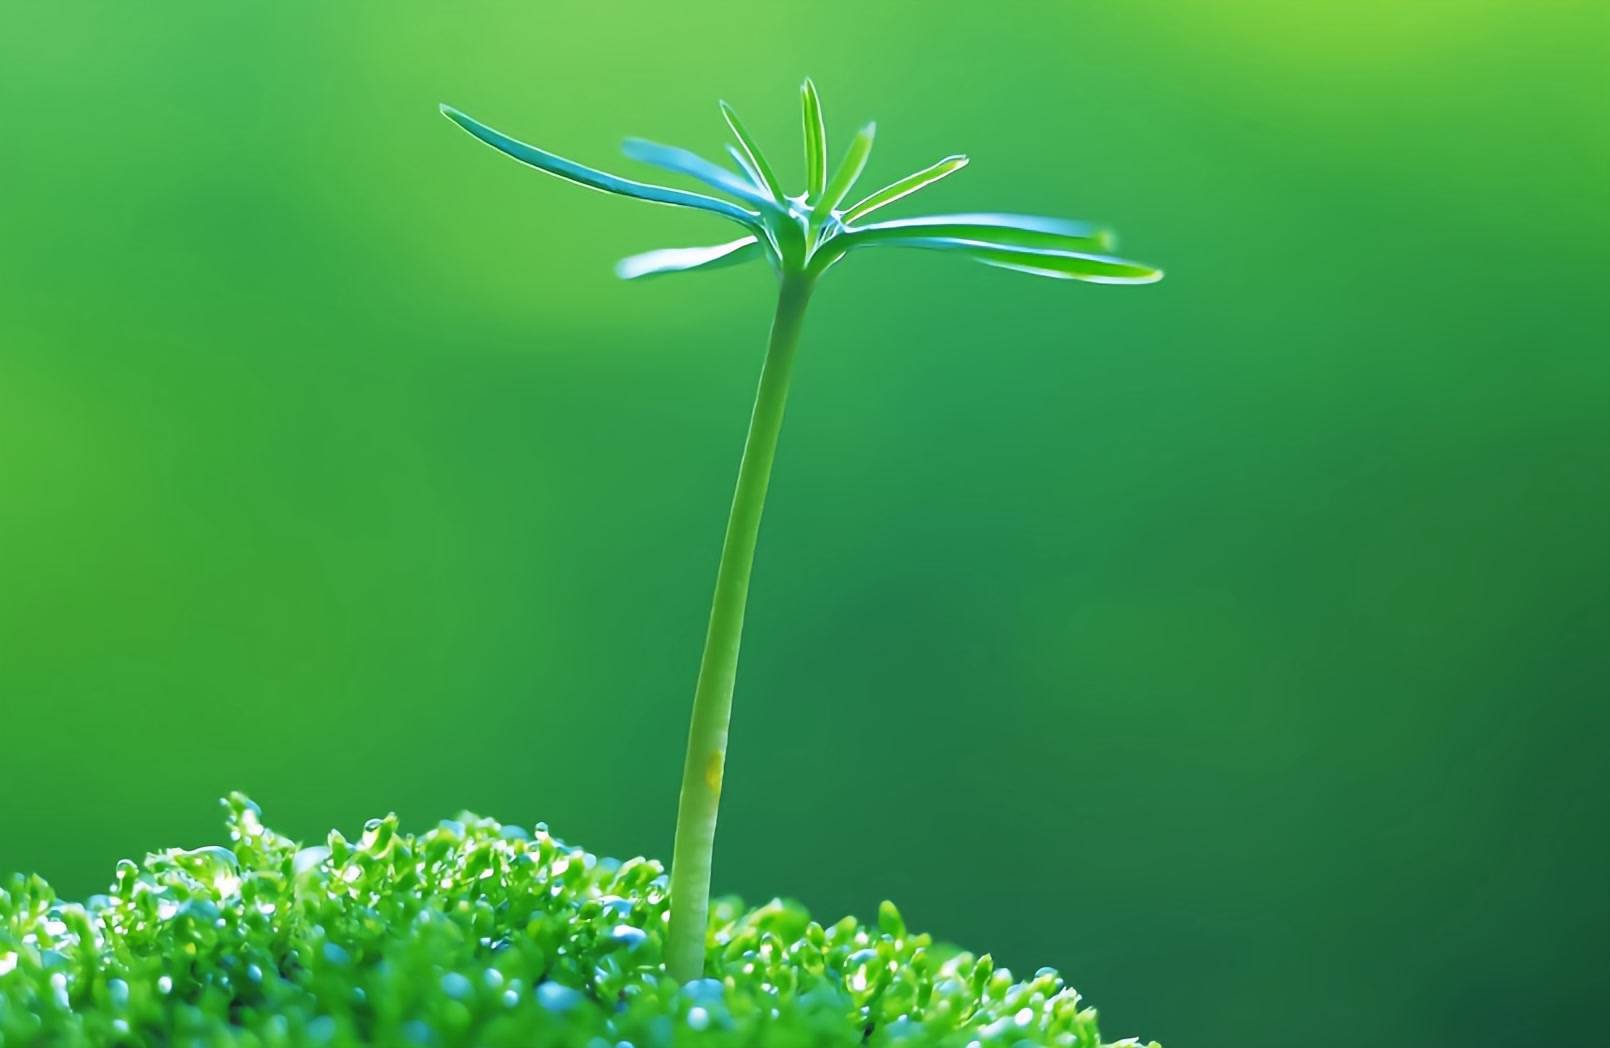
[666,272,815,982]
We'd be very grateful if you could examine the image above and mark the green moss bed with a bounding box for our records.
[0,795,1158,1047]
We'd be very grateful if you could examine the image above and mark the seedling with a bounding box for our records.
[440,81,1162,983]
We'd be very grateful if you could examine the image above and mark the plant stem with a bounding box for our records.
[666,272,816,982]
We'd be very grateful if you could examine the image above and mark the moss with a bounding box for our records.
[0,795,1157,1047]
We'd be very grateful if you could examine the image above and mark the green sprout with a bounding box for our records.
[441,80,1162,984]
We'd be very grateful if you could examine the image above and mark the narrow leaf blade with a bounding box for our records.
[841,155,969,223]
[439,105,757,229]
[812,122,876,221]
[621,138,777,210]
[801,79,827,201]
[726,144,765,189]
[615,237,764,280]
[720,101,787,203]
[979,252,1163,284]
[853,235,1163,284]
[848,213,1115,253]
[723,145,756,181]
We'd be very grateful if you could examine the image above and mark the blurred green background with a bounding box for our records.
[3,2,1606,1045]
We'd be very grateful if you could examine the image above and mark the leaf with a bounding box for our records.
[615,237,765,280]
[850,235,1162,284]
[620,138,780,211]
[978,249,1163,284]
[811,123,876,222]
[801,78,827,201]
[725,144,765,191]
[439,105,758,230]
[846,213,1115,253]
[720,101,787,204]
[841,156,968,223]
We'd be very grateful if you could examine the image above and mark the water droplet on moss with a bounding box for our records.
[536,981,582,1012]
[683,977,724,1002]
[608,924,648,950]
[293,846,330,875]
[441,971,471,999]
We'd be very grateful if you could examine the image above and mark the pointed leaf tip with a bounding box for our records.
[841,154,970,223]
[438,106,758,230]
[801,79,828,200]
[719,100,787,204]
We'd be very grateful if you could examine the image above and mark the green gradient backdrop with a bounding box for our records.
[3,3,1606,1046]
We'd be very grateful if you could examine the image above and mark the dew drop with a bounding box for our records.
[536,981,582,1013]
[608,924,647,950]
[294,846,331,875]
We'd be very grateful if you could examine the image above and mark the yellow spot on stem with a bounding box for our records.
[704,752,724,793]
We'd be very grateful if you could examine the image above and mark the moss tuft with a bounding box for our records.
[0,794,1157,1047]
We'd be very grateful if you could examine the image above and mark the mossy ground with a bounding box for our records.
[0,795,1157,1047]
